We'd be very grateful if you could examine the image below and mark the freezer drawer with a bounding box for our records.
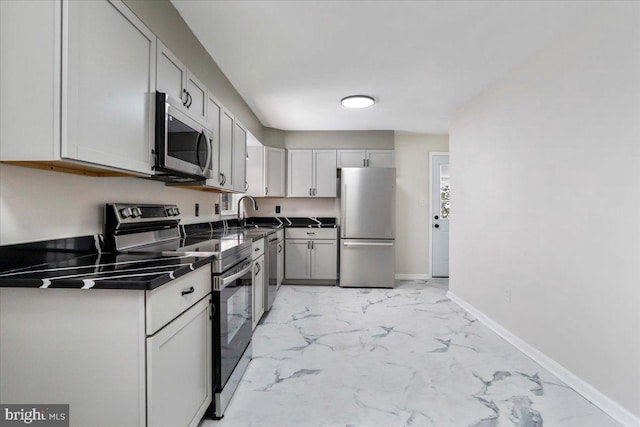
[339,239,395,288]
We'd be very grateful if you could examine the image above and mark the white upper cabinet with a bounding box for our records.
[337,149,394,168]
[217,108,234,190]
[156,41,206,122]
[245,139,264,197]
[185,71,207,122]
[156,40,187,105]
[1,0,155,176]
[287,150,336,197]
[246,141,285,197]
[232,120,247,193]
[264,147,285,197]
[336,150,367,168]
[204,93,221,188]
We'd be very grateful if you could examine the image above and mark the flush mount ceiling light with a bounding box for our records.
[341,95,375,109]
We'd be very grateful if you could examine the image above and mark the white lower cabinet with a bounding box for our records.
[284,228,338,282]
[0,266,212,427]
[252,255,265,329]
[147,297,212,427]
[252,238,265,328]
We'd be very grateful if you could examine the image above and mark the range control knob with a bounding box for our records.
[173,207,180,216]
[134,208,143,217]
[165,208,174,217]
[119,207,132,219]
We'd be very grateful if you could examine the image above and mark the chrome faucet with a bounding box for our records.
[237,195,258,227]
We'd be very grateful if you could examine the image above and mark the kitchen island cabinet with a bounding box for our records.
[1,0,156,176]
[0,266,212,427]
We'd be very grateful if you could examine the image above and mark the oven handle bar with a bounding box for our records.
[219,263,252,289]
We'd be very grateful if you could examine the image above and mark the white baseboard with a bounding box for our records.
[447,291,640,427]
[395,273,431,281]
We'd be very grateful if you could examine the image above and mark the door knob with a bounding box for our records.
[434,224,440,228]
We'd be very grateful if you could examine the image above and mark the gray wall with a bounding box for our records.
[284,130,394,149]
[123,0,264,140]
[450,3,639,419]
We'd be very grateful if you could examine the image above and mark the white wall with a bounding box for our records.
[450,3,639,421]
[244,197,339,219]
[0,164,220,244]
[394,133,448,278]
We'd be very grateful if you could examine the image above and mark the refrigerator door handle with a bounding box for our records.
[340,183,346,237]
[343,241,394,247]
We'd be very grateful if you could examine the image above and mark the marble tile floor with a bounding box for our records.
[202,280,619,427]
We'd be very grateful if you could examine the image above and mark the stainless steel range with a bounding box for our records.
[104,203,253,419]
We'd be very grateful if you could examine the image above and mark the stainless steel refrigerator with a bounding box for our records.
[339,167,395,288]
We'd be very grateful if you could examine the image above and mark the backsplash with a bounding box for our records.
[0,164,220,245]
[243,197,340,221]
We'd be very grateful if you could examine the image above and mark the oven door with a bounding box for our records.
[156,92,212,179]
[213,258,252,391]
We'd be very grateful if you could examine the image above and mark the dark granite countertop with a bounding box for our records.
[0,235,213,290]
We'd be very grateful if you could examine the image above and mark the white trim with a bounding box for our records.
[395,274,431,281]
[447,291,640,427]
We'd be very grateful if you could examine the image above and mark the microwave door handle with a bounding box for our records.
[195,131,206,174]
[203,131,212,176]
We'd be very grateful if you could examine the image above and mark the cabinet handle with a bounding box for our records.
[255,263,261,275]
[363,158,366,167]
[309,188,312,196]
[181,286,195,296]
[366,159,370,167]
[182,88,189,106]
[245,181,249,191]
[307,241,311,249]
[306,232,316,235]
[209,299,215,320]
[265,187,268,195]
[186,92,193,108]
[311,241,314,249]
[278,244,282,253]
[255,247,261,252]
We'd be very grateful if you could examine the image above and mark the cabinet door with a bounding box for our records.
[337,150,366,168]
[0,0,60,161]
[287,150,313,197]
[310,240,337,280]
[218,108,234,190]
[265,147,285,197]
[204,93,221,186]
[63,0,155,175]
[252,256,265,329]
[185,71,207,122]
[147,297,212,427]
[313,150,337,197]
[367,150,395,168]
[233,120,247,193]
[246,145,264,197]
[156,40,186,105]
[285,240,310,279]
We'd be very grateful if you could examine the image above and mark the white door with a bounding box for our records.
[337,150,366,168]
[265,147,285,196]
[232,120,247,192]
[431,154,450,277]
[366,150,395,168]
[310,240,337,280]
[185,71,207,121]
[252,256,264,329]
[285,240,309,279]
[218,108,234,189]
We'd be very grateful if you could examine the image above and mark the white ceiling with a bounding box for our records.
[171,0,601,134]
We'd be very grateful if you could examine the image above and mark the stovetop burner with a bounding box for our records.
[105,203,252,273]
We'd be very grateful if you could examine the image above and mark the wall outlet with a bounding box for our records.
[275,205,281,214]
[195,203,200,217]
[214,203,220,215]
[504,286,511,302]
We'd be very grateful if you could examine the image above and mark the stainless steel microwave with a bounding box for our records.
[154,91,212,181]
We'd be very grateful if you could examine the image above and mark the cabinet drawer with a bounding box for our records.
[252,238,265,260]
[285,228,337,240]
[146,266,211,335]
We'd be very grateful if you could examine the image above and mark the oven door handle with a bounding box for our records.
[221,263,252,289]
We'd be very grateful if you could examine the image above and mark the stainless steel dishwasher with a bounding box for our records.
[265,232,281,311]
